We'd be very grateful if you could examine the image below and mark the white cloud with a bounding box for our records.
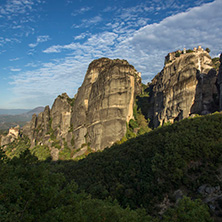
[71,6,92,16]
[9,57,20,61]
[74,32,90,40]
[25,62,38,67]
[29,35,50,48]
[29,43,38,48]
[72,15,102,28]
[10,68,21,72]
[0,0,44,47]
[0,0,41,17]
[9,0,222,108]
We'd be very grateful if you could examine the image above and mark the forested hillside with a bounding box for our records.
[1,112,222,221]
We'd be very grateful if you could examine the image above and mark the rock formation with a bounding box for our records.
[147,46,218,127]
[2,50,221,158]
[0,125,20,146]
[21,58,141,157]
[70,58,141,151]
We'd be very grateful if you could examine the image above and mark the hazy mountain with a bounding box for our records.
[0,106,45,130]
[0,109,30,115]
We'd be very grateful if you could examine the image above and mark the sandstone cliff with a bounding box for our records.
[22,58,141,158]
[147,47,219,127]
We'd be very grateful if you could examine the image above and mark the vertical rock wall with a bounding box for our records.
[71,58,141,151]
[22,58,141,155]
[148,49,218,128]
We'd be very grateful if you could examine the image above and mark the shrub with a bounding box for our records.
[31,145,51,161]
[205,48,210,53]
[186,49,194,53]
[175,51,181,57]
[163,196,213,222]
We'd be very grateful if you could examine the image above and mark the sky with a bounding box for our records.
[0,0,221,109]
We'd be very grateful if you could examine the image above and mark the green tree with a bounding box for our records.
[205,48,210,53]
[163,196,213,222]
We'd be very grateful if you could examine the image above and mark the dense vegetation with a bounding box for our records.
[51,113,222,218]
[0,150,154,222]
[212,57,220,71]
[1,113,222,221]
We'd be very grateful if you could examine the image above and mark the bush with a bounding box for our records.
[186,49,194,53]
[31,145,51,161]
[163,196,213,222]
[175,51,181,57]
[205,48,210,53]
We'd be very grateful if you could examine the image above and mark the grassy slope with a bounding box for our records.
[53,113,222,214]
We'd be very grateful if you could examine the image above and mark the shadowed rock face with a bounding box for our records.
[22,58,141,156]
[148,50,218,128]
[218,54,222,111]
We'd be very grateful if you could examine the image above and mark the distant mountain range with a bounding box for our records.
[0,107,44,130]
[0,109,30,115]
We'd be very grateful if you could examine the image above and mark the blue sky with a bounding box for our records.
[0,0,221,109]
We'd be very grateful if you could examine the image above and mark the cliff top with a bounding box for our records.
[165,45,210,64]
[87,57,140,76]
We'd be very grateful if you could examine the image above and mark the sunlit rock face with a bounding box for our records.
[70,58,141,151]
[0,125,20,147]
[148,47,218,128]
[22,58,141,155]
[23,94,72,148]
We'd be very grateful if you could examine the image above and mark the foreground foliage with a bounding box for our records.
[53,113,222,216]
[0,149,213,221]
[1,113,221,221]
[0,150,153,222]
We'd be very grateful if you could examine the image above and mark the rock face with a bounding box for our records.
[1,125,20,146]
[22,58,141,156]
[147,46,218,127]
[22,93,72,149]
[70,58,141,151]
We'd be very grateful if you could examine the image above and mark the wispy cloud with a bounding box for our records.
[42,0,222,78]
[72,15,102,28]
[10,68,21,72]
[0,0,35,17]
[9,57,88,108]
[0,0,44,47]
[9,57,21,61]
[74,32,90,40]
[71,6,92,16]
[43,32,118,54]
[9,0,222,108]
[29,35,50,48]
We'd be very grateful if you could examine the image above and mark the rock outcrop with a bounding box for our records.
[2,50,220,158]
[147,46,219,127]
[22,58,141,156]
[70,58,141,151]
[0,125,20,146]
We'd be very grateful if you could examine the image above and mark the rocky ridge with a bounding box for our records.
[1,48,222,160]
[20,58,141,159]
